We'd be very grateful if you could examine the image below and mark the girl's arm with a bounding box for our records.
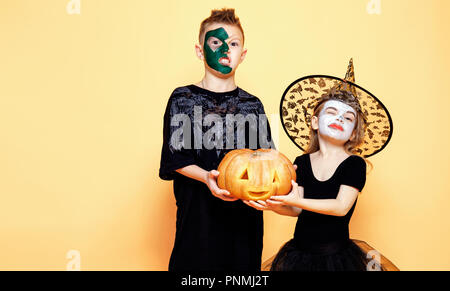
[271,204,302,217]
[269,181,359,217]
[175,165,238,201]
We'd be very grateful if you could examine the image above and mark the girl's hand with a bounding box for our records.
[268,180,301,206]
[242,199,287,213]
[242,200,270,211]
[205,170,238,202]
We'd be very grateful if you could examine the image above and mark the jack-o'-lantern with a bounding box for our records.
[217,149,296,201]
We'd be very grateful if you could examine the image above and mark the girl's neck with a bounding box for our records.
[197,71,237,93]
[315,135,349,159]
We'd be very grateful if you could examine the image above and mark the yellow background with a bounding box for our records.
[1,0,449,270]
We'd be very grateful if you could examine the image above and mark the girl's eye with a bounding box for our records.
[345,116,355,122]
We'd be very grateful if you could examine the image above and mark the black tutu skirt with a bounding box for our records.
[270,239,370,271]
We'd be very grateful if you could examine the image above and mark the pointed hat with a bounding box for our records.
[280,59,393,157]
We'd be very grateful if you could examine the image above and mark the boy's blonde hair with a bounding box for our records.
[199,8,244,44]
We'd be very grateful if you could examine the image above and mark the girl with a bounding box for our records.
[244,59,393,271]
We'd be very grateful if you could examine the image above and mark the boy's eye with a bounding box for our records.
[207,37,223,51]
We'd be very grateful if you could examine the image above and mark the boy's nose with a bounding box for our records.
[221,43,230,53]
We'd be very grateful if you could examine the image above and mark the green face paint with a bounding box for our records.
[203,27,232,74]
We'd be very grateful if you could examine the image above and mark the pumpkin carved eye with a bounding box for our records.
[240,169,249,180]
[273,171,279,183]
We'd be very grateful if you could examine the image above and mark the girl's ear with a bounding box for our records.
[311,115,319,130]
[350,130,356,141]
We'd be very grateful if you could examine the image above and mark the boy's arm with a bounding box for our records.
[175,165,207,184]
[175,165,238,202]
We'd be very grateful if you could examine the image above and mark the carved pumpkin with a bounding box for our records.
[217,149,296,201]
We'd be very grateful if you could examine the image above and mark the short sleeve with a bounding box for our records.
[340,156,367,192]
[159,90,196,181]
[293,155,304,187]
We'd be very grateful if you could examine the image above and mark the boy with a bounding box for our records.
[159,8,274,271]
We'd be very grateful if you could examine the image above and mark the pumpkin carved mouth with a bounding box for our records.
[247,191,269,200]
[247,191,269,199]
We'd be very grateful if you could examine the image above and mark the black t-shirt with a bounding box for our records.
[159,85,274,271]
[293,153,366,245]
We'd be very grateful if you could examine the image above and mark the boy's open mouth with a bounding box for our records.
[219,57,231,66]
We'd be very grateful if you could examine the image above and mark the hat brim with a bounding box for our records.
[280,75,393,158]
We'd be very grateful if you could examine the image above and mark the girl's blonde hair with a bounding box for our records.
[304,90,373,173]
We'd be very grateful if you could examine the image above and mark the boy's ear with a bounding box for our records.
[239,48,248,64]
[195,44,204,61]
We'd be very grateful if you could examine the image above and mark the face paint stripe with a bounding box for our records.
[204,27,232,74]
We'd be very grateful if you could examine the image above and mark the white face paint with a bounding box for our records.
[317,100,357,142]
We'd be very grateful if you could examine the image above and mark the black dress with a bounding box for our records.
[271,153,370,271]
[159,85,274,271]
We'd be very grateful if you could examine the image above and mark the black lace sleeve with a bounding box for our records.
[159,89,196,181]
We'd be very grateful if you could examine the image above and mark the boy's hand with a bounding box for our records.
[205,170,238,202]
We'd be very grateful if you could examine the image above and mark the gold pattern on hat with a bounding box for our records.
[334,58,358,98]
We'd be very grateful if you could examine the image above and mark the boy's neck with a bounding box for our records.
[197,73,237,93]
